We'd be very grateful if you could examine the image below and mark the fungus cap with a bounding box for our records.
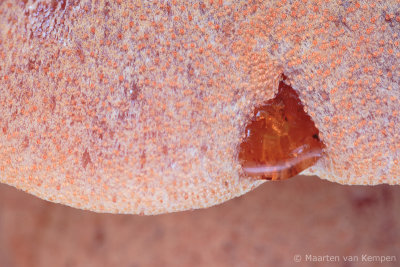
[0,0,399,214]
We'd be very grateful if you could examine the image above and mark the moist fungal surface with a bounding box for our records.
[239,81,325,180]
[0,0,399,214]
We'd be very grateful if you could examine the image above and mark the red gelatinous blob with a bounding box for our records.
[239,81,325,180]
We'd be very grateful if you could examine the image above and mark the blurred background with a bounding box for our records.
[0,176,399,267]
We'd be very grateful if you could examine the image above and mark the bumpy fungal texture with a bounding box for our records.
[0,0,399,214]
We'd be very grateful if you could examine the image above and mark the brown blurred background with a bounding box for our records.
[0,176,399,267]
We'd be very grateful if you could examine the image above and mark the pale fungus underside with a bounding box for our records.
[0,0,399,214]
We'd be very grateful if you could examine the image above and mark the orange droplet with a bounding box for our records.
[239,81,325,180]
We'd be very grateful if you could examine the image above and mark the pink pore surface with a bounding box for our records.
[0,0,399,215]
